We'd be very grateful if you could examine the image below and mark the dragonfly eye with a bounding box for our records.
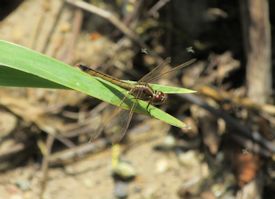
[153,91,166,105]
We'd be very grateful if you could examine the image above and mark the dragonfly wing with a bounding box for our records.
[119,100,136,141]
[90,85,145,143]
[146,58,196,83]
[89,89,132,142]
[139,57,171,83]
[89,104,124,142]
[117,83,147,142]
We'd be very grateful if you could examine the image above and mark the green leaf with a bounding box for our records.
[0,40,195,128]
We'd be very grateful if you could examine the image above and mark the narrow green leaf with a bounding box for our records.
[0,66,66,88]
[0,40,195,128]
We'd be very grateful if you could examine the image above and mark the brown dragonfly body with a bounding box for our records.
[78,64,166,106]
[77,58,195,140]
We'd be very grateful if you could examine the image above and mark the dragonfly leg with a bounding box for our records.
[146,100,152,110]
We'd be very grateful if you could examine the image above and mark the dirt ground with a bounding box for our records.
[0,119,209,199]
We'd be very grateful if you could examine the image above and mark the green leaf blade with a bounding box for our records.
[0,40,192,128]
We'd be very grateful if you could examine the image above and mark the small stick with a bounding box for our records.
[66,0,141,45]
[39,135,55,199]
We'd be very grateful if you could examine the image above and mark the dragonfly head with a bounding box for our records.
[152,91,167,105]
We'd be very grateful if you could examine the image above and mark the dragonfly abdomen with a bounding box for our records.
[77,64,134,90]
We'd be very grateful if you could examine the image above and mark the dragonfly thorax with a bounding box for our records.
[130,84,166,105]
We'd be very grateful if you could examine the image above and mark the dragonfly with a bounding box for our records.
[77,58,196,140]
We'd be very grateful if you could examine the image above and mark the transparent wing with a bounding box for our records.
[139,57,171,83]
[119,99,136,141]
[89,89,132,142]
[140,58,196,84]
[146,58,196,83]
[89,107,122,142]
[117,85,144,142]
[90,86,143,143]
